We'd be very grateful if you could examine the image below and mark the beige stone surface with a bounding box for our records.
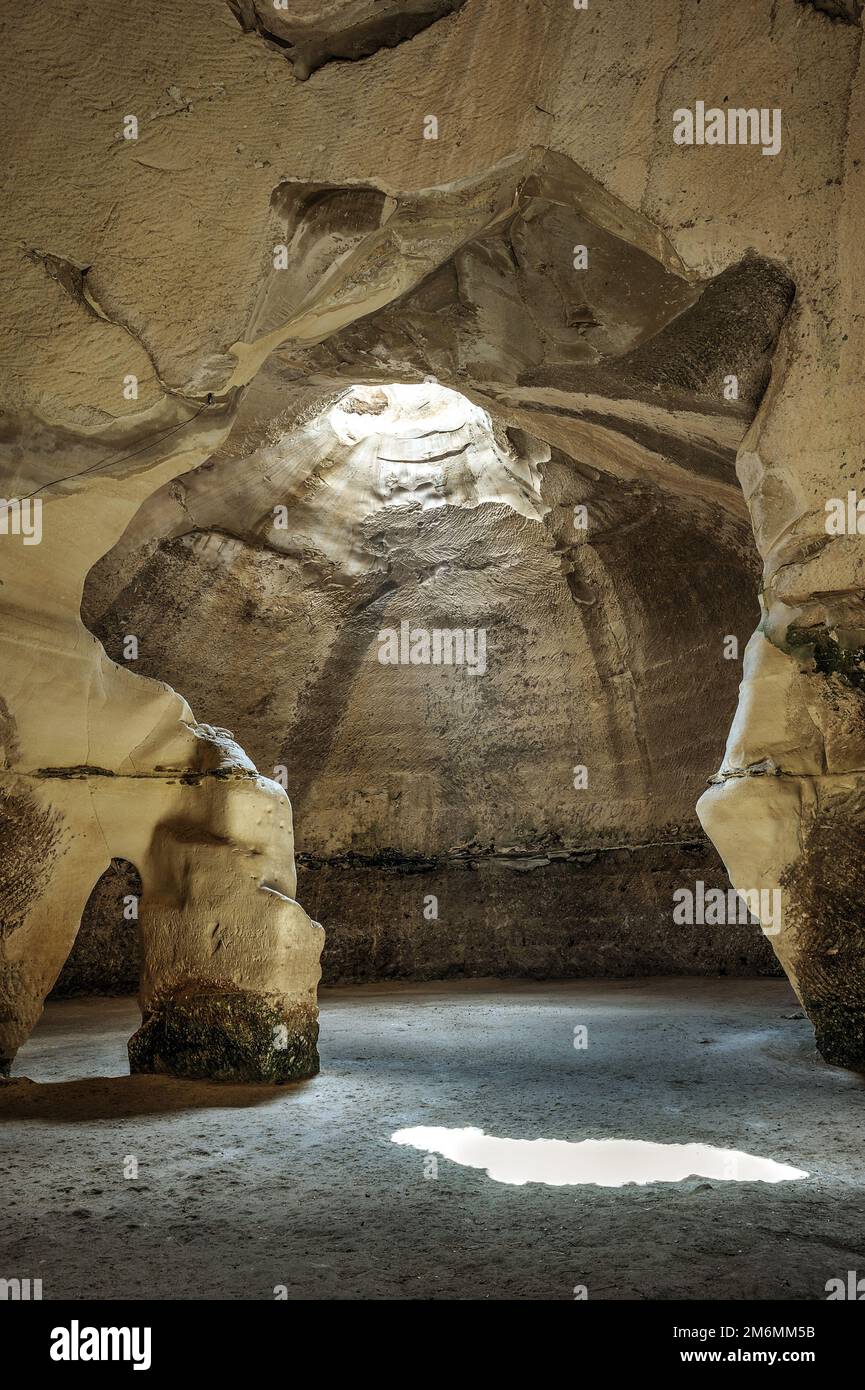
[1,0,863,1069]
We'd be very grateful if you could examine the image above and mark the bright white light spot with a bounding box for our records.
[317,382,550,522]
[328,383,489,447]
[391,1126,807,1187]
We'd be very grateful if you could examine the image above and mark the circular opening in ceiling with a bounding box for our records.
[327,381,491,447]
[323,382,550,521]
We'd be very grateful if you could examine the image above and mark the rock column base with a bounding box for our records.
[807,1002,865,1071]
[127,984,319,1083]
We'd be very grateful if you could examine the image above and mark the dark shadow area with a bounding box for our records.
[51,858,141,998]
[0,1073,310,1123]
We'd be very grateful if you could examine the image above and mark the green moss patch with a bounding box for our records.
[128,983,319,1083]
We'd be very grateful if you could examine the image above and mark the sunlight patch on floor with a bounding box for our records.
[391,1126,808,1187]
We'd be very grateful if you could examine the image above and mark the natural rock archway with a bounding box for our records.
[0,431,325,1081]
[53,858,142,997]
[81,378,776,987]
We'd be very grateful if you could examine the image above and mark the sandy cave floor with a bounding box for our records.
[1,978,864,1301]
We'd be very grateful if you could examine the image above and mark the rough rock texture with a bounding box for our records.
[301,843,783,983]
[1,0,864,1068]
[127,982,320,1083]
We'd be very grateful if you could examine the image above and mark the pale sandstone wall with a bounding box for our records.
[1,0,862,1067]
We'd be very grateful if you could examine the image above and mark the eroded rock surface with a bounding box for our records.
[1,0,864,1070]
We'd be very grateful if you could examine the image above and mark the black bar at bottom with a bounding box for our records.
[3,1298,856,1374]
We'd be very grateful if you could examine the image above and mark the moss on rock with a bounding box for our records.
[786,624,865,694]
[781,794,865,1068]
[128,983,319,1083]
